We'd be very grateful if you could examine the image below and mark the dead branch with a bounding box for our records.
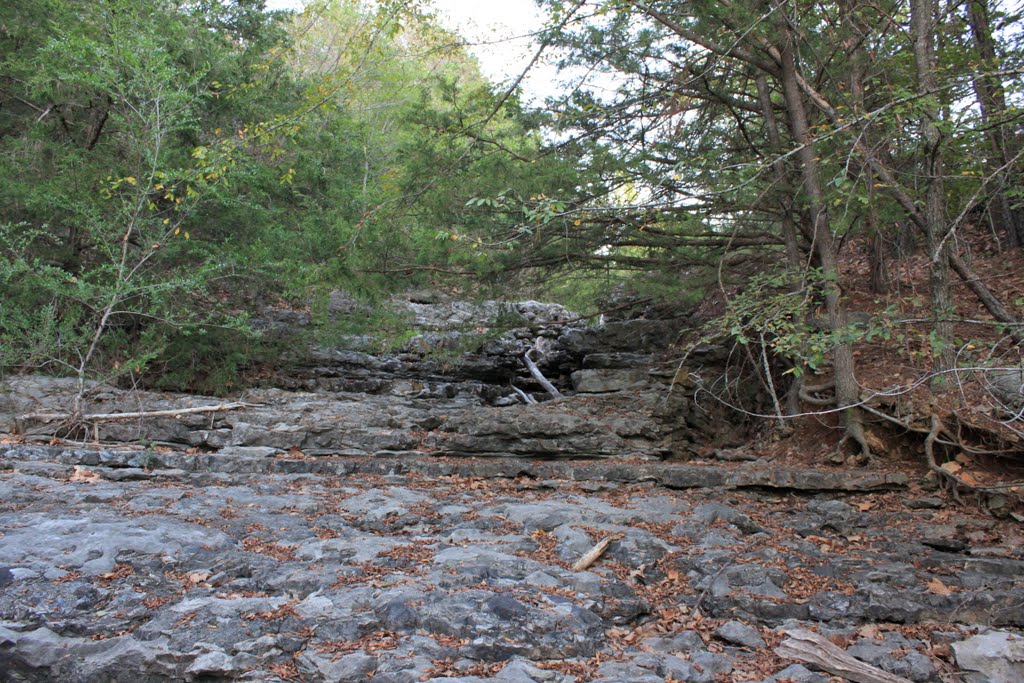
[921,413,995,497]
[19,402,256,423]
[523,349,563,399]
[511,386,538,405]
[571,534,623,572]
[775,628,913,683]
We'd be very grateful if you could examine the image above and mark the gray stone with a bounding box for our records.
[986,367,1024,410]
[953,631,1024,683]
[846,638,937,682]
[714,620,766,649]
[570,369,648,393]
[690,650,734,677]
[216,445,280,458]
[756,664,830,682]
[298,651,378,683]
[906,497,944,510]
[689,503,765,535]
[186,647,248,676]
[593,660,663,681]
[657,655,703,682]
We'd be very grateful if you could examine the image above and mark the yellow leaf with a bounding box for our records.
[163,218,170,225]
[174,227,180,235]
[184,232,190,240]
[125,176,137,185]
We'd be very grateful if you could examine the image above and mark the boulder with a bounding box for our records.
[953,631,1024,683]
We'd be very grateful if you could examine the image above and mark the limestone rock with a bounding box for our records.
[953,631,1024,683]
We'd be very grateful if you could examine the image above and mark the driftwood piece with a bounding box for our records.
[571,533,623,572]
[775,628,913,683]
[510,386,538,405]
[523,349,563,399]
[19,402,256,423]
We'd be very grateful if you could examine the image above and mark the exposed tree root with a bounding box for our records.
[799,380,836,406]
[861,402,1024,508]
[794,379,872,465]
[835,411,873,466]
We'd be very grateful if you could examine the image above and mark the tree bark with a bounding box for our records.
[774,3,870,460]
[967,0,1024,248]
[840,0,888,294]
[775,60,1021,341]
[912,0,956,376]
[757,74,805,416]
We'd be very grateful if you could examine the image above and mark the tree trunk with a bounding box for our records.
[967,0,1024,248]
[840,0,888,294]
[774,4,870,461]
[756,74,805,417]
[776,58,1022,340]
[912,0,956,376]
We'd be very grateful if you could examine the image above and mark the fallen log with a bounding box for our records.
[775,628,913,683]
[523,349,562,399]
[19,402,256,423]
[572,534,623,572]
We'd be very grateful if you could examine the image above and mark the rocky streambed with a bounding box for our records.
[1,445,1023,682]
[1,296,1023,682]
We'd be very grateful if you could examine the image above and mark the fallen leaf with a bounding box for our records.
[940,461,962,475]
[927,577,954,596]
[70,466,101,483]
[858,624,881,640]
[857,501,875,512]
[966,531,992,544]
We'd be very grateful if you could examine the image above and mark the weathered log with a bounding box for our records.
[775,628,914,683]
[19,402,256,423]
[571,534,622,572]
[523,349,563,399]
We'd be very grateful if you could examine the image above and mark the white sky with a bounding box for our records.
[264,0,562,102]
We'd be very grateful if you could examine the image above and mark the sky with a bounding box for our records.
[263,0,562,102]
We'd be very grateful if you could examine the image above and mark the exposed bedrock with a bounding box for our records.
[0,449,1020,682]
[1,294,750,459]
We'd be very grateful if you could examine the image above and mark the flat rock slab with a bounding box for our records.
[0,447,1021,683]
[0,444,908,493]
